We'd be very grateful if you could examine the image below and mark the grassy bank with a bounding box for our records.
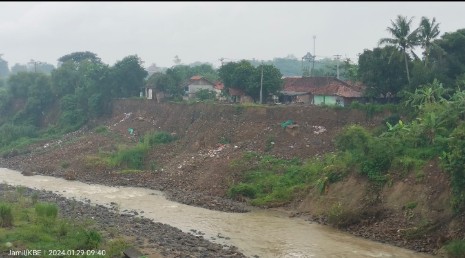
[0,186,130,258]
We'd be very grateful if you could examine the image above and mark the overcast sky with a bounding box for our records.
[1,2,464,69]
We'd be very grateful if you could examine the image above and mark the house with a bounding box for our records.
[141,87,166,103]
[311,83,363,106]
[280,76,364,106]
[228,87,253,103]
[184,76,216,99]
[214,81,227,101]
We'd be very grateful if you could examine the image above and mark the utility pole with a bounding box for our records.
[334,54,341,79]
[30,59,41,73]
[260,61,263,104]
[30,59,37,73]
[312,35,316,76]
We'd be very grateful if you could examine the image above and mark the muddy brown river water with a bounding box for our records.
[0,168,435,258]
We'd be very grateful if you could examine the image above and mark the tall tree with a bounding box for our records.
[218,60,282,102]
[218,62,239,90]
[51,62,80,97]
[358,46,408,98]
[10,63,28,75]
[110,55,148,98]
[379,15,419,85]
[189,63,219,82]
[7,72,36,99]
[248,64,283,101]
[58,51,102,64]
[164,65,192,98]
[429,29,465,87]
[0,55,9,78]
[418,17,440,66]
[146,72,173,93]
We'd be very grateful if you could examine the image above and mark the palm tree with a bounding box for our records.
[418,17,440,66]
[379,15,419,85]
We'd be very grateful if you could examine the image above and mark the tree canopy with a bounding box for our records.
[110,55,148,98]
[218,60,282,102]
[358,46,408,98]
[0,56,9,78]
[58,51,102,64]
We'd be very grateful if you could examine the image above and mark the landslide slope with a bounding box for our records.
[2,100,462,255]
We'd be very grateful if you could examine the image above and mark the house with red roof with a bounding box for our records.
[184,76,216,99]
[280,76,364,106]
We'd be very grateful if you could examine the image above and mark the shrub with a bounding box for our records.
[335,125,372,156]
[84,230,102,249]
[31,192,39,205]
[0,203,14,227]
[94,125,108,134]
[195,89,217,101]
[228,183,257,199]
[105,238,130,257]
[383,114,401,128]
[442,123,465,212]
[444,240,465,258]
[391,156,425,176]
[143,131,176,146]
[35,202,58,220]
[110,144,148,170]
[74,229,102,250]
[219,135,231,144]
[0,123,38,147]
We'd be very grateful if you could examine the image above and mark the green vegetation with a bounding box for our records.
[0,51,149,151]
[228,152,350,206]
[444,240,465,258]
[0,203,13,227]
[195,89,217,101]
[0,187,137,257]
[218,60,283,102]
[229,86,465,213]
[86,131,176,171]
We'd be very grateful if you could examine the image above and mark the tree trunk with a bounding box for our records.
[403,51,411,85]
[425,45,430,67]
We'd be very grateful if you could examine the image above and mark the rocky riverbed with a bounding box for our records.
[0,184,246,258]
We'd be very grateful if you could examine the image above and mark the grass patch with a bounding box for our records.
[109,144,148,170]
[0,203,13,227]
[94,125,108,134]
[85,131,177,171]
[0,195,109,256]
[83,155,112,170]
[228,154,349,207]
[444,240,465,258]
[142,131,176,146]
[0,190,141,256]
[391,156,425,176]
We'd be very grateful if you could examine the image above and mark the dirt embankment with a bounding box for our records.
[1,100,462,256]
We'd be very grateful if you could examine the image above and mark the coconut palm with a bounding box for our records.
[418,17,440,66]
[379,15,420,85]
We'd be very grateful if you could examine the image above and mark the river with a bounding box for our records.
[0,168,435,258]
